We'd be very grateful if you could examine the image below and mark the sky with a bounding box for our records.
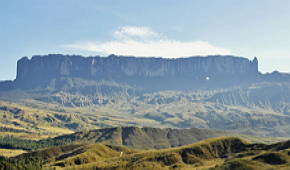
[1,0,290,80]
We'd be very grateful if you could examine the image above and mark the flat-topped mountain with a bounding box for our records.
[10,54,259,90]
[2,54,290,92]
[16,54,258,79]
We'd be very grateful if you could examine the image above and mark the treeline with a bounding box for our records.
[0,136,54,151]
[0,136,78,169]
[0,136,49,150]
[0,136,76,151]
[0,156,42,170]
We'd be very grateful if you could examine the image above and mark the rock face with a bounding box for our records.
[13,54,259,90]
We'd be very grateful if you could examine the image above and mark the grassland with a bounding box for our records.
[0,149,26,157]
[1,86,290,169]
[44,137,290,170]
[2,83,290,140]
[1,136,290,170]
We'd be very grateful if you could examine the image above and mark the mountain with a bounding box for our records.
[1,54,289,94]
[1,54,290,139]
[2,54,261,91]
[208,83,290,113]
[2,136,290,170]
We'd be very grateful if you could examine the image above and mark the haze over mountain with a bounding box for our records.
[0,54,289,92]
[3,54,257,90]
[2,1,290,170]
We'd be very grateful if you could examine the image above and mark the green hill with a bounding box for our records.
[40,126,229,149]
[2,137,290,170]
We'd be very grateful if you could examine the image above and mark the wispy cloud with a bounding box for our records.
[65,26,231,58]
[113,26,159,39]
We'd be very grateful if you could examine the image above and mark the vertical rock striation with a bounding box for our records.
[13,54,259,90]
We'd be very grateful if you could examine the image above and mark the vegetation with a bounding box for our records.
[1,136,290,170]
[39,126,232,149]
[0,149,26,158]
[1,80,290,169]
[2,83,290,139]
[0,155,43,170]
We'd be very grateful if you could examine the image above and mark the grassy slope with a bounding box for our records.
[0,97,289,142]
[5,136,290,170]
[52,137,290,170]
[39,126,287,150]
[43,127,230,149]
[9,87,290,137]
[0,149,26,157]
[72,137,251,170]
[0,100,168,140]
[0,101,75,139]
[1,100,285,151]
[2,83,290,138]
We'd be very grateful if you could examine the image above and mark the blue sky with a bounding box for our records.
[1,0,290,80]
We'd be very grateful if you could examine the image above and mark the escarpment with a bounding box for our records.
[11,54,259,90]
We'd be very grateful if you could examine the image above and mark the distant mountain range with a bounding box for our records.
[1,54,290,138]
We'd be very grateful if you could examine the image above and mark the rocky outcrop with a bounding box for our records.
[12,54,259,90]
[262,71,290,82]
[0,80,14,91]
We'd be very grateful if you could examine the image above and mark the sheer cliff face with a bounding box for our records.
[14,54,259,89]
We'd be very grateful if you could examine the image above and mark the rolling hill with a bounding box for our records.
[2,137,290,170]
[39,126,230,149]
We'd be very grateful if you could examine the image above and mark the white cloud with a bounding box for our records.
[113,26,159,39]
[65,26,231,58]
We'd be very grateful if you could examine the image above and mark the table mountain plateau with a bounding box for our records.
[2,54,262,91]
